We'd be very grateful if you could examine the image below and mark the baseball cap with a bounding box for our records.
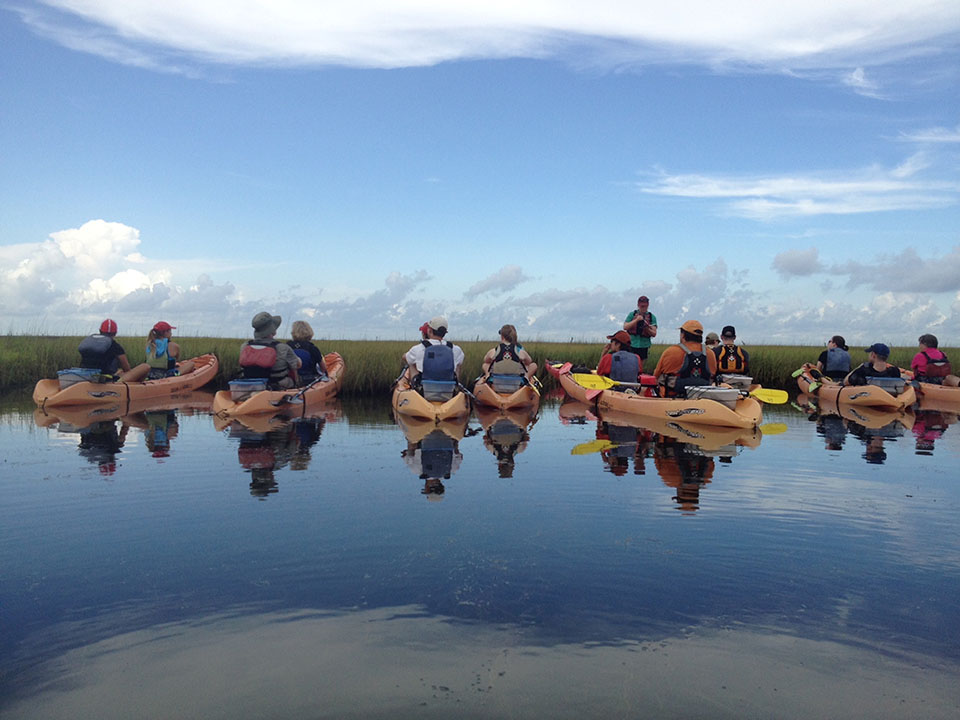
[607,330,631,345]
[721,325,736,338]
[679,320,704,335]
[428,316,448,332]
[152,321,175,333]
[419,322,430,334]
[100,319,118,334]
[866,343,890,358]
[637,295,649,303]
[705,332,720,343]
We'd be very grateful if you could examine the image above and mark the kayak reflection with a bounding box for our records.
[475,406,538,478]
[32,391,215,474]
[571,407,763,512]
[395,413,472,499]
[219,404,342,498]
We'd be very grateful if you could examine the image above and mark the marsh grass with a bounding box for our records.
[3,335,952,395]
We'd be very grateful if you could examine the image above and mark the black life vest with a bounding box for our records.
[610,350,640,383]
[422,340,455,382]
[715,345,747,373]
[288,341,319,379]
[239,340,284,381]
[490,343,526,375]
[919,350,952,381]
[671,343,711,393]
[78,334,119,374]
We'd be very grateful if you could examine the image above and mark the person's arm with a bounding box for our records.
[519,349,538,380]
[623,311,640,332]
[168,341,182,360]
[645,314,657,338]
[816,350,828,372]
[597,353,612,376]
[117,353,132,372]
[480,348,495,376]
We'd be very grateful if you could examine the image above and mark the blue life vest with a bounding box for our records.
[78,334,119,374]
[824,347,851,375]
[419,430,455,479]
[292,348,316,377]
[422,340,455,382]
[609,350,640,384]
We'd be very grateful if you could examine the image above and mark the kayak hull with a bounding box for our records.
[34,390,215,430]
[213,353,344,417]
[550,361,762,430]
[391,376,470,421]
[472,380,539,411]
[796,392,915,431]
[796,364,916,410]
[34,354,219,408]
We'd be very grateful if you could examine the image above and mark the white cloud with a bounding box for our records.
[465,265,530,297]
[639,157,960,219]
[897,123,960,143]
[773,247,825,277]
[18,2,960,73]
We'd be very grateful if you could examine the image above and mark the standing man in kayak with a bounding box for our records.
[623,295,657,367]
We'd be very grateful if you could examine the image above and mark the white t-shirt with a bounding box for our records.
[405,339,465,373]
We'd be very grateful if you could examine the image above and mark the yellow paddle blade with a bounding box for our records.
[571,438,616,455]
[759,422,788,435]
[750,387,788,404]
[571,373,615,390]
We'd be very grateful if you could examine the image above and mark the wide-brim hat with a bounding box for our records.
[252,312,281,336]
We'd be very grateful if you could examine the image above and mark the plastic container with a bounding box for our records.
[57,367,103,389]
[865,377,907,396]
[421,379,457,402]
[489,374,524,394]
[229,379,268,401]
[684,385,740,409]
[717,374,753,390]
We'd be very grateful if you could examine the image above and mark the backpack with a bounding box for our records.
[610,350,640,384]
[920,351,952,381]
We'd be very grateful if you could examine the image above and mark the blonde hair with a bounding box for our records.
[499,324,518,345]
[291,320,314,342]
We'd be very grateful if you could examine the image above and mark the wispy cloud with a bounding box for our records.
[465,265,530,297]
[639,154,959,219]
[843,67,884,98]
[897,123,960,143]
[17,1,960,74]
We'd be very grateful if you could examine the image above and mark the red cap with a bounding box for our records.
[153,321,175,333]
[100,319,118,334]
[419,322,430,334]
[607,330,632,345]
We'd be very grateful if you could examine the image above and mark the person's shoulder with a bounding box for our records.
[624,310,636,320]
[648,312,658,322]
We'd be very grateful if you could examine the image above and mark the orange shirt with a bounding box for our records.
[653,340,718,379]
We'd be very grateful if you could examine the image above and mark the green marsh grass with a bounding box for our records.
[2,334,951,396]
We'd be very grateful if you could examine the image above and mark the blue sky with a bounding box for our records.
[2,1,959,346]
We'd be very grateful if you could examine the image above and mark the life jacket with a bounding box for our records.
[918,350,952,382]
[419,430,455,479]
[239,340,284,381]
[609,350,640,384]
[665,343,712,394]
[146,338,172,370]
[78,334,120,374]
[421,340,455,381]
[489,343,527,376]
[715,344,747,373]
[824,346,851,375]
[288,342,318,380]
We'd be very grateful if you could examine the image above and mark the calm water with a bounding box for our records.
[1,393,959,719]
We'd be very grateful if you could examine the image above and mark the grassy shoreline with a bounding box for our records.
[2,335,944,395]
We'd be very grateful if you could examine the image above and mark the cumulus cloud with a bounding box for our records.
[17,2,960,73]
[465,265,530,297]
[773,247,826,278]
[639,155,960,219]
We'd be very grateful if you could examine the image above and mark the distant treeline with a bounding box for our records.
[1,335,943,395]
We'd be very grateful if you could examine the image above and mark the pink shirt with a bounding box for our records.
[911,347,946,375]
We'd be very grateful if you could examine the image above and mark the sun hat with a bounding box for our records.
[607,330,631,345]
[252,312,281,331]
[679,320,704,335]
[152,321,175,333]
[100,319,118,334]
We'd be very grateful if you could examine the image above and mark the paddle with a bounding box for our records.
[749,388,788,404]
[759,422,788,435]
[571,438,616,455]
[272,373,329,406]
[573,372,788,404]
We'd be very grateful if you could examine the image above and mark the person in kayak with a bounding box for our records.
[622,295,658,363]
[403,315,465,388]
[713,325,750,374]
[240,312,301,390]
[912,334,959,387]
[145,321,194,380]
[78,319,150,382]
[287,320,328,386]
[653,320,717,396]
[597,330,642,383]
[480,324,538,384]
[816,335,851,380]
[844,343,901,386]
[704,332,720,352]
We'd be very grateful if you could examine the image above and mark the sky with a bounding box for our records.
[1,1,959,346]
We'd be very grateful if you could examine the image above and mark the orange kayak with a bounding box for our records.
[796,392,915,431]
[795,363,916,410]
[34,390,216,430]
[213,353,344,417]
[547,361,762,430]
[897,368,960,411]
[34,354,219,409]
[472,378,539,411]
[391,376,470,422]
[598,407,762,452]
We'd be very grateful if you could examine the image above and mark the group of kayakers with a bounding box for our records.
[74,299,958,396]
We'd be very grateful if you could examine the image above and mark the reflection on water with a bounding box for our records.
[3,394,960,718]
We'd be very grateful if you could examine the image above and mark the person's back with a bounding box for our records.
[241,312,300,389]
[654,321,716,396]
[79,333,121,375]
[713,326,749,374]
[823,346,851,376]
[609,350,640,384]
[911,335,955,385]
